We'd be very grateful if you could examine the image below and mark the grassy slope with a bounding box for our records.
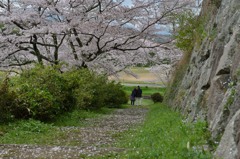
[106,103,212,159]
[100,86,211,159]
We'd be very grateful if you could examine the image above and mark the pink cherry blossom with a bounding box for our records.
[0,0,196,74]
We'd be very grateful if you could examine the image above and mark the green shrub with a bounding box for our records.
[63,69,128,109]
[14,87,57,120]
[87,74,109,109]
[103,82,128,108]
[87,76,128,109]
[0,78,17,121]
[151,92,163,103]
[0,66,128,122]
[63,69,97,109]
[174,11,207,53]
[11,65,72,121]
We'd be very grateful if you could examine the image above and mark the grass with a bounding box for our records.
[0,86,159,146]
[104,103,212,159]
[0,86,212,158]
[0,108,113,145]
[0,86,157,146]
[52,108,113,127]
[123,85,166,96]
[0,119,65,145]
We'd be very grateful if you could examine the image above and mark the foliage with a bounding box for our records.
[151,92,164,103]
[136,62,154,67]
[102,82,128,108]
[0,66,128,123]
[224,88,236,110]
[0,23,5,31]
[149,52,156,58]
[9,119,52,133]
[174,11,207,53]
[63,69,127,110]
[63,69,97,110]
[164,11,207,104]
[0,108,112,145]
[10,65,72,121]
[87,75,114,109]
[209,26,218,41]
[0,78,18,121]
[237,68,240,81]
[114,103,212,159]
[0,119,65,145]
[0,97,212,158]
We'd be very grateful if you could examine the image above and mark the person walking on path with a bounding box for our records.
[135,86,142,106]
[130,88,137,105]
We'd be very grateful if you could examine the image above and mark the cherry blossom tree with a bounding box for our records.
[0,0,194,74]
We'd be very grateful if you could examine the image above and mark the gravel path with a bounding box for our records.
[0,107,148,159]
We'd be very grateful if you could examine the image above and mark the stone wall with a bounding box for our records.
[169,0,240,158]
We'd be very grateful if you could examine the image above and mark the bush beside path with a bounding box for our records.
[0,107,148,159]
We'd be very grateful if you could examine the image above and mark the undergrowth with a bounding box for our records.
[0,119,63,145]
[0,65,128,122]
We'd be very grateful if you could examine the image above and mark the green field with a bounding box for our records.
[109,67,163,84]
[123,85,166,96]
[122,85,166,107]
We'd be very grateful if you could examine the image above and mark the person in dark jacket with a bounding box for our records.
[130,88,137,105]
[135,86,142,106]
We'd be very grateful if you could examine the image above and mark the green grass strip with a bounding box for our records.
[112,103,212,159]
[0,108,113,146]
[122,86,166,96]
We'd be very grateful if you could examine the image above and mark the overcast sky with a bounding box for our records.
[122,0,133,7]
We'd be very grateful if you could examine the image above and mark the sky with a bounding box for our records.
[120,0,172,36]
[122,0,133,7]
[121,0,202,35]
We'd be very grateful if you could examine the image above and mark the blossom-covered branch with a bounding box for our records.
[0,0,195,74]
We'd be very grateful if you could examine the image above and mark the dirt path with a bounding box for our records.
[0,107,148,159]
